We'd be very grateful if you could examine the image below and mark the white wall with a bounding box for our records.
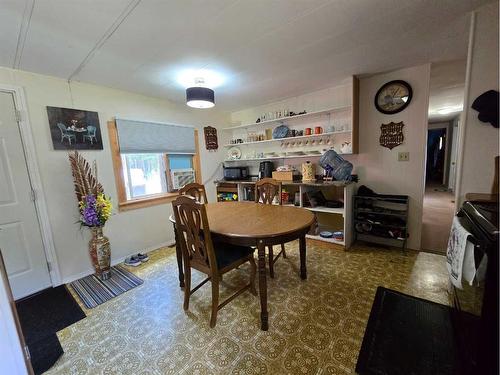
[229,65,431,250]
[0,67,229,283]
[230,81,352,124]
[352,64,431,250]
[458,2,499,202]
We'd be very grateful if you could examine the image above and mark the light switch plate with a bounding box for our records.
[398,152,410,161]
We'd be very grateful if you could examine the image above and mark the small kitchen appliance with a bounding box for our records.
[223,166,249,181]
[259,161,274,179]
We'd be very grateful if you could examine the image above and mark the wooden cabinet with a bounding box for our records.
[215,180,355,248]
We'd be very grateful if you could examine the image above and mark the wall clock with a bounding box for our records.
[375,80,413,114]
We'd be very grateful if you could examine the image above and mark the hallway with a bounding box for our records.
[420,186,455,254]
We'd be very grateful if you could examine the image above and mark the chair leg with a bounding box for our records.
[183,267,191,311]
[249,256,257,295]
[281,243,287,258]
[210,275,220,328]
[268,246,274,278]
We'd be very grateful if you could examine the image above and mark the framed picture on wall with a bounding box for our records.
[46,106,103,150]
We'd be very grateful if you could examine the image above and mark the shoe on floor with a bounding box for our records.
[137,253,149,262]
[124,256,141,267]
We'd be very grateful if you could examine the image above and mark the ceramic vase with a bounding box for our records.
[89,226,111,280]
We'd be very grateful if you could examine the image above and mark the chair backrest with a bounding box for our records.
[172,195,217,272]
[179,182,208,204]
[255,178,281,205]
[87,126,96,136]
[57,123,67,134]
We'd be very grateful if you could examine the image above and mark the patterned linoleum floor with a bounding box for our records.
[47,241,450,375]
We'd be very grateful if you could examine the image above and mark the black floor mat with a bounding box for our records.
[356,287,458,375]
[16,286,86,374]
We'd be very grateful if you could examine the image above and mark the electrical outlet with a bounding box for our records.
[398,152,409,161]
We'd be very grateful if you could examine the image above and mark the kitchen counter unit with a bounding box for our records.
[215,179,355,248]
[214,179,352,187]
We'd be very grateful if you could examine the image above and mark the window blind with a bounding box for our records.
[116,118,196,154]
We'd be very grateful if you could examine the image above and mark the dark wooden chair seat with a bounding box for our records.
[255,178,287,278]
[214,243,255,269]
[172,195,256,327]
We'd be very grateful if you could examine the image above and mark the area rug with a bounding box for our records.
[356,286,458,375]
[16,285,86,374]
[70,265,143,308]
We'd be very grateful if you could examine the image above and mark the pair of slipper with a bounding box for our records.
[124,253,149,267]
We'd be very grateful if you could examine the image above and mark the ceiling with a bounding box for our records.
[428,59,467,122]
[1,0,491,112]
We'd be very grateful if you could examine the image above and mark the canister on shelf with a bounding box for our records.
[301,161,315,181]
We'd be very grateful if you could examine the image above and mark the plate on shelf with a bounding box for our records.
[286,151,306,156]
[273,125,289,139]
[306,150,322,155]
[319,231,334,238]
[227,147,241,160]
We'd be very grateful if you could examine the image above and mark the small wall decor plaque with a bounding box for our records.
[203,126,218,150]
[380,121,404,149]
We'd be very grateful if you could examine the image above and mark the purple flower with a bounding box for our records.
[80,195,102,226]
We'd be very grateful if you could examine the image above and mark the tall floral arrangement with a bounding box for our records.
[68,151,112,227]
[69,151,113,279]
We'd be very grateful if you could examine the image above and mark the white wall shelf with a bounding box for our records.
[223,130,352,147]
[223,105,352,131]
[304,206,344,215]
[306,234,345,245]
[224,152,352,163]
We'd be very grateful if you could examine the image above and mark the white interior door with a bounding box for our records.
[0,91,52,299]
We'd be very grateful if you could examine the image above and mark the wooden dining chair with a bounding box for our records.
[179,182,208,204]
[172,195,256,327]
[255,178,287,278]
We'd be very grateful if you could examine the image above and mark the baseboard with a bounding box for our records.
[60,240,173,285]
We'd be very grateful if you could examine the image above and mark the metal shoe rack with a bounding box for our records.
[353,194,409,251]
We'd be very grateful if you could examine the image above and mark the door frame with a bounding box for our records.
[0,84,61,288]
[426,124,450,186]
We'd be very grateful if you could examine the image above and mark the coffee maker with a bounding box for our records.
[259,161,274,179]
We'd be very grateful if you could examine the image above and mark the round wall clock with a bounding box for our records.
[374,80,413,114]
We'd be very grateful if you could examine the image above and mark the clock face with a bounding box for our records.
[375,80,413,114]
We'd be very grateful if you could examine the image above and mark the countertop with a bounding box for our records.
[214,179,351,187]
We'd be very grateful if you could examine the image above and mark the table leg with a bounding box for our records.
[257,240,268,331]
[173,223,184,288]
[299,234,307,280]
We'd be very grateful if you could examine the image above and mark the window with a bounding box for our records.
[122,153,168,199]
[166,154,196,192]
[108,119,201,211]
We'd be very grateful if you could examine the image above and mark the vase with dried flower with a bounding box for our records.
[69,151,113,280]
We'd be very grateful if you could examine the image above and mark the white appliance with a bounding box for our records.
[171,169,195,190]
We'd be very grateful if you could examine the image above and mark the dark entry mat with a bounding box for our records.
[16,285,86,374]
[356,287,457,375]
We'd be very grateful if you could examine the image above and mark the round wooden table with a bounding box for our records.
[169,201,314,330]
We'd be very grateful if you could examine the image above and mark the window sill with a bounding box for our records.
[118,193,179,211]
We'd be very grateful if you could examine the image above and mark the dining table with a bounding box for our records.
[169,201,314,330]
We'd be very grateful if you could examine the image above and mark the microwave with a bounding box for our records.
[223,166,249,181]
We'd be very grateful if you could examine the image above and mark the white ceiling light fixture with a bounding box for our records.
[186,77,215,109]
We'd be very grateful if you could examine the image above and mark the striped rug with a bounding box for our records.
[69,266,143,309]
